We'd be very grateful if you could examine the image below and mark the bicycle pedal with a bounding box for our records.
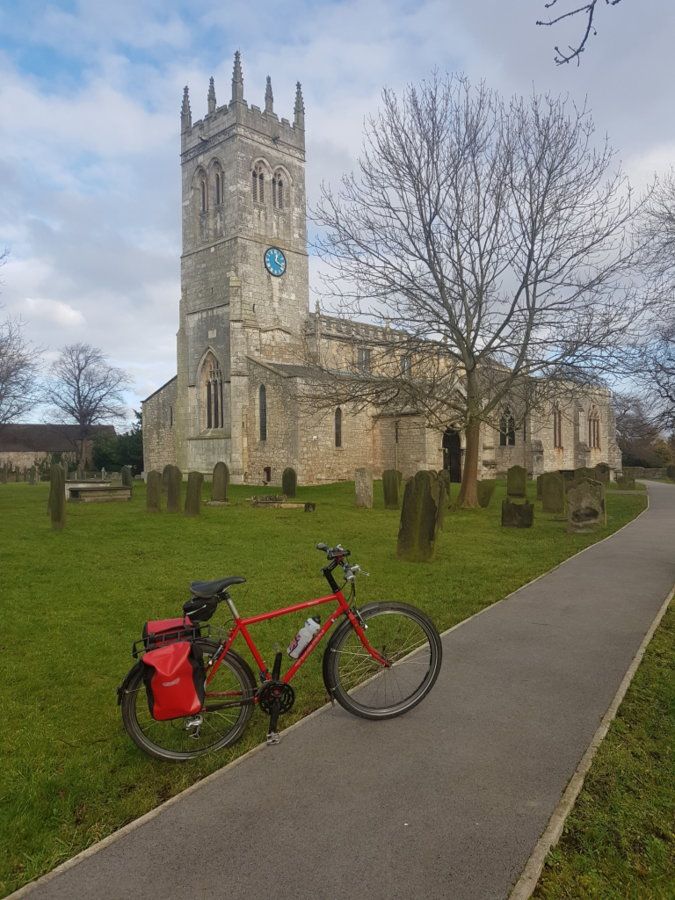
[266,731,281,746]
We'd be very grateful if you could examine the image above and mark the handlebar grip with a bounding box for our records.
[316,542,328,552]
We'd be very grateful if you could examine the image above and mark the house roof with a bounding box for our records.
[0,424,116,453]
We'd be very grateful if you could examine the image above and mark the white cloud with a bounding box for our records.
[24,297,86,327]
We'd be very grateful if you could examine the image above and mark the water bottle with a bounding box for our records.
[287,616,321,659]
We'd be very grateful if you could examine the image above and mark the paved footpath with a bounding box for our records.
[18,483,675,900]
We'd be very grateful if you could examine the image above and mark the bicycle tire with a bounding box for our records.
[322,602,442,720]
[120,640,256,761]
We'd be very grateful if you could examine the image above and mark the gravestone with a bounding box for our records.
[438,469,452,507]
[506,465,527,499]
[185,471,203,516]
[567,479,606,532]
[166,465,182,512]
[476,479,496,509]
[559,469,577,492]
[541,472,565,514]
[355,468,373,509]
[397,471,441,561]
[382,469,400,509]
[594,463,610,484]
[536,474,544,500]
[211,461,229,503]
[501,499,534,528]
[282,467,297,498]
[121,466,133,488]
[146,470,162,512]
[49,464,66,531]
[574,466,596,483]
[162,464,172,493]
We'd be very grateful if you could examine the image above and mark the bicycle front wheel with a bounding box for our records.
[121,641,255,761]
[323,602,442,720]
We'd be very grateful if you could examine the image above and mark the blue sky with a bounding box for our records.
[1,0,673,419]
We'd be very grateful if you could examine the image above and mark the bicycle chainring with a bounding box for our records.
[257,681,295,715]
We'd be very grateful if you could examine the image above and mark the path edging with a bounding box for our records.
[509,583,674,899]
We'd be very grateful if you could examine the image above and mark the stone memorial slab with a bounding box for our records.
[501,499,534,528]
[541,472,565,514]
[567,478,606,532]
[506,465,527,499]
[355,467,373,509]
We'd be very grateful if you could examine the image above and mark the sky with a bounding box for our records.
[0,0,672,423]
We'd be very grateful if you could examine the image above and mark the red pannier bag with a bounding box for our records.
[142,617,197,650]
[142,641,205,721]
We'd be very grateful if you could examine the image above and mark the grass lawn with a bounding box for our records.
[0,478,647,895]
[534,601,674,899]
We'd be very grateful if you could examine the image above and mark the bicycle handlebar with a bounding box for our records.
[315,542,368,581]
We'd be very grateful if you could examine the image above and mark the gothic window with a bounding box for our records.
[259,384,267,441]
[588,406,600,449]
[252,164,265,204]
[200,177,207,212]
[553,403,563,448]
[215,171,222,206]
[272,171,284,209]
[169,405,173,428]
[335,407,342,448]
[201,353,223,430]
[499,407,516,447]
[357,347,371,372]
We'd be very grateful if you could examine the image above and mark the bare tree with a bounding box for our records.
[0,252,42,426]
[537,0,624,65]
[312,75,651,507]
[45,343,130,467]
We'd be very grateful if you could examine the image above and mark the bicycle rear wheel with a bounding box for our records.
[322,602,442,720]
[120,641,255,761]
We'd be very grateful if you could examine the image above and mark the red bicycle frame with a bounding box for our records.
[205,584,387,689]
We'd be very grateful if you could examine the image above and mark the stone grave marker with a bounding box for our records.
[477,479,496,508]
[541,471,565,514]
[166,465,182,512]
[594,462,610,484]
[146,470,162,512]
[211,461,229,504]
[355,468,373,509]
[397,471,441,561]
[506,465,527,499]
[185,471,203,516]
[382,469,400,509]
[501,499,534,528]
[567,478,606,532]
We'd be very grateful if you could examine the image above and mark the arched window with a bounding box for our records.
[499,407,516,447]
[334,407,342,448]
[200,177,207,212]
[215,171,222,206]
[272,171,284,209]
[588,406,600,449]
[553,403,563,449]
[252,164,265,204]
[201,353,223,430]
[259,385,267,441]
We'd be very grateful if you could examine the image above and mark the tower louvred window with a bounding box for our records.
[202,354,223,430]
[252,164,265,204]
[273,172,284,209]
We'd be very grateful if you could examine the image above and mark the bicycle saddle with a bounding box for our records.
[189,576,246,598]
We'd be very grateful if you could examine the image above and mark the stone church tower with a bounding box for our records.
[171,52,308,480]
[142,51,621,484]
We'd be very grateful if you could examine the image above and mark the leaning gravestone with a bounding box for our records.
[185,471,203,516]
[594,463,610,484]
[541,471,565,514]
[211,461,229,503]
[382,469,401,509]
[397,471,441,561]
[567,479,605,533]
[121,465,133,488]
[166,465,182,512]
[477,479,496,509]
[501,499,534,528]
[146,470,162,512]
[506,465,527,499]
[355,468,373,509]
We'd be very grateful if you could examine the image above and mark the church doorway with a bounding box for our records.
[443,428,462,482]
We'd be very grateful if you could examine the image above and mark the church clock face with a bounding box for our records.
[264,247,286,277]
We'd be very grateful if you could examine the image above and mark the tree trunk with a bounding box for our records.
[457,418,480,508]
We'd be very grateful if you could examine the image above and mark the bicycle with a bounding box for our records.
[118,542,443,761]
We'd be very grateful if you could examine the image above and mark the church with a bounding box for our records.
[142,52,622,485]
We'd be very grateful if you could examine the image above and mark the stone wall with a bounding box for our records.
[142,377,177,473]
